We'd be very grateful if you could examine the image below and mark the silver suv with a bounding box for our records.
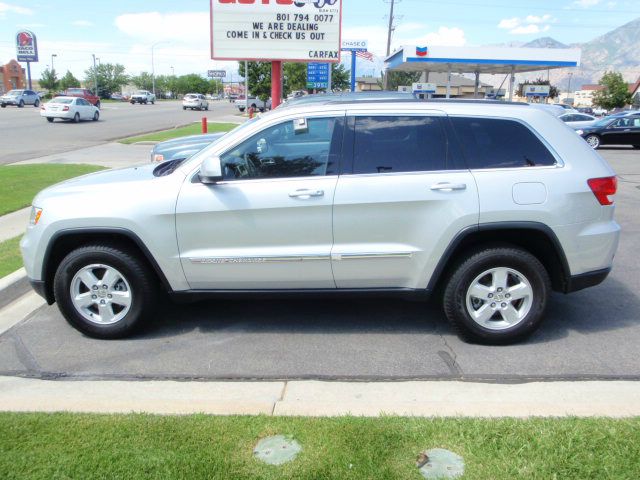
[21,99,620,344]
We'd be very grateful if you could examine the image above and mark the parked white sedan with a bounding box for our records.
[40,96,100,123]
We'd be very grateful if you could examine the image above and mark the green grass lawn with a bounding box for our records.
[0,413,638,479]
[0,164,105,216]
[0,236,22,278]
[118,122,238,144]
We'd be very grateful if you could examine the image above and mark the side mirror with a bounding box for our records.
[199,155,223,184]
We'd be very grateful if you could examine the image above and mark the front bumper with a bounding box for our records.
[29,279,53,304]
[1,98,19,105]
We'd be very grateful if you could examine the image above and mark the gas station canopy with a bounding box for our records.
[385,45,581,100]
[386,45,581,74]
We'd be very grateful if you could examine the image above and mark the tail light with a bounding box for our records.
[587,176,617,206]
[63,106,70,111]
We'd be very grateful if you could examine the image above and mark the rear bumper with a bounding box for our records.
[565,267,611,293]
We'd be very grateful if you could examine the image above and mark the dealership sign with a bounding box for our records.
[16,30,38,62]
[341,39,367,52]
[208,70,227,78]
[210,0,342,62]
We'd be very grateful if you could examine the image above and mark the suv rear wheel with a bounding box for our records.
[53,244,157,339]
[443,247,550,345]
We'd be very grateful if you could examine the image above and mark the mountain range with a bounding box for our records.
[494,18,640,91]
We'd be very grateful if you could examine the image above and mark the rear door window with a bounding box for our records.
[352,116,447,174]
[450,117,556,169]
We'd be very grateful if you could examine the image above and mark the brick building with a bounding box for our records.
[0,60,26,94]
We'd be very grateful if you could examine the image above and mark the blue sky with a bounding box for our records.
[0,0,638,79]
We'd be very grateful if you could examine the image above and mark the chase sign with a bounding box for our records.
[16,30,38,62]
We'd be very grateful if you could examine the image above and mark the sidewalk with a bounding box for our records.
[1,376,639,417]
[13,142,152,169]
[0,208,29,243]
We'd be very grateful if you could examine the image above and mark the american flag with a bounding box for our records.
[355,50,375,62]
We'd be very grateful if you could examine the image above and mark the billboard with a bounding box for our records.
[16,30,38,62]
[208,70,227,78]
[341,39,367,52]
[210,0,342,62]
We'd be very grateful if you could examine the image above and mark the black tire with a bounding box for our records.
[0,104,6,108]
[34,99,40,108]
[144,100,148,104]
[73,112,80,123]
[18,100,24,108]
[205,105,209,111]
[130,100,135,104]
[585,134,600,149]
[151,99,155,105]
[53,244,157,339]
[93,111,99,121]
[183,106,186,110]
[443,246,551,345]
[633,145,640,149]
[46,117,54,123]
[96,101,101,109]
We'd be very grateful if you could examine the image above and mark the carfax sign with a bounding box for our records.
[210,0,342,62]
[16,30,38,62]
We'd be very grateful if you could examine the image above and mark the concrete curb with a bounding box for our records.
[0,291,45,336]
[1,376,639,417]
[0,268,29,311]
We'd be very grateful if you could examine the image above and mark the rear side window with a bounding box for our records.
[353,116,446,174]
[450,117,556,169]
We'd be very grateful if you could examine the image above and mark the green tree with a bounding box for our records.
[516,78,559,99]
[331,63,350,91]
[382,71,420,92]
[284,63,307,92]
[59,70,81,91]
[207,78,223,96]
[39,68,59,92]
[85,63,129,98]
[593,71,633,110]
[238,62,273,101]
[131,72,153,91]
[175,74,209,95]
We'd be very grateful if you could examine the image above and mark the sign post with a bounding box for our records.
[210,0,342,109]
[16,30,38,90]
[340,40,368,93]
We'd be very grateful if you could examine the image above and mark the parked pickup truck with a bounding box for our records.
[237,96,271,113]
[130,90,156,105]
[63,88,101,109]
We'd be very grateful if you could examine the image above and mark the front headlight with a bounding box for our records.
[576,129,584,135]
[29,206,43,226]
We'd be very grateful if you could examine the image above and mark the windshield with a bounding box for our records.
[185,94,197,99]
[50,98,73,104]
[592,117,615,128]
[136,91,148,95]
[6,90,22,96]
[66,89,83,94]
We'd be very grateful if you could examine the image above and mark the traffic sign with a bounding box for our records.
[208,70,227,78]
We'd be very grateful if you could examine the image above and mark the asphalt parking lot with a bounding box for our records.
[0,99,239,165]
[0,147,638,382]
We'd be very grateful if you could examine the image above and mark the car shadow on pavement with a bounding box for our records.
[137,276,639,345]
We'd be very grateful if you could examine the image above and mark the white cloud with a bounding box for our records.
[510,24,542,35]
[498,13,556,35]
[498,17,520,29]
[0,2,33,16]
[72,20,94,27]
[571,0,601,7]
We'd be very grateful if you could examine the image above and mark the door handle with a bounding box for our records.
[430,182,467,192]
[289,189,324,198]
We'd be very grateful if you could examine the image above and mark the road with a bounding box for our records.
[0,100,240,165]
[0,149,638,382]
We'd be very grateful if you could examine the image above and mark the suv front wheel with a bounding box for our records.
[443,247,550,345]
[53,244,157,339]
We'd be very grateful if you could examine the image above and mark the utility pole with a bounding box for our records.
[383,0,399,90]
[566,73,573,105]
[92,54,97,95]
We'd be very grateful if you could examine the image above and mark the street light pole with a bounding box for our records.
[51,54,57,73]
[567,73,573,105]
[92,54,98,95]
[151,41,169,96]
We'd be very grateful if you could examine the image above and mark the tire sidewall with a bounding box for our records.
[445,249,549,344]
[586,134,600,149]
[54,248,150,338]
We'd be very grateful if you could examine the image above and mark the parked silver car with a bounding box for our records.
[1,89,40,108]
[21,99,619,344]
